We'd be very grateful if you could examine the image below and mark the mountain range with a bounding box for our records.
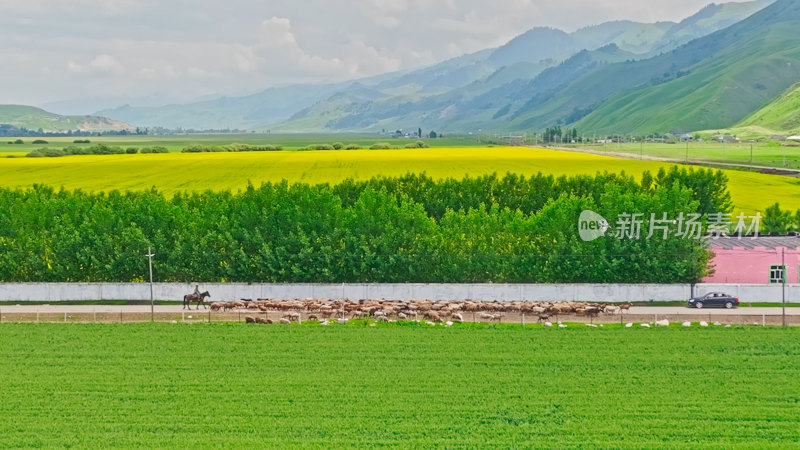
[0,105,133,134]
[73,0,800,136]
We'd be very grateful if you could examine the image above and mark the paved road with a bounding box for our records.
[1,304,798,315]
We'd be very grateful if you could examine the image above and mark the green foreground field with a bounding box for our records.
[1,323,799,447]
[0,146,798,213]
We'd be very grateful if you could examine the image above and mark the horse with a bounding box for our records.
[183,291,211,310]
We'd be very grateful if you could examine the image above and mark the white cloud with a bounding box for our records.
[67,54,125,75]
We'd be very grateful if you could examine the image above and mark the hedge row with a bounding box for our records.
[27,144,168,157]
[0,168,725,283]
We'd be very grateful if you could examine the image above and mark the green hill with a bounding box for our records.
[561,0,800,135]
[732,82,800,135]
[0,105,133,133]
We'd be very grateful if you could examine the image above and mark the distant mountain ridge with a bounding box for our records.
[0,104,134,133]
[95,0,777,135]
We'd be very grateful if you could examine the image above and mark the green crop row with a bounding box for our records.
[0,323,798,447]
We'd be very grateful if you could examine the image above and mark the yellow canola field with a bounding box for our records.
[0,147,797,213]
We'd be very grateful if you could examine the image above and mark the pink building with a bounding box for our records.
[704,236,800,284]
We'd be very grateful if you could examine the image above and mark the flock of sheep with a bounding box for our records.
[207,299,633,324]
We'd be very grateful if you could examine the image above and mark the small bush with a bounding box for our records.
[345,144,361,150]
[32,139,49,144]
[224,143,283,152]
[140,146,169,154]
[182,145,222,153]
[73,139,91,144]
[405,141,429,149]
[13,139,23,144]
[332,142,344,150]
[63,146,88,155]
[370,143,391,150]
[88,143,124,155]
[126,147,139,154]
[303,144,334,150]
[27,147,65,157]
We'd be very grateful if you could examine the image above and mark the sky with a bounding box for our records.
[0,0,724,112]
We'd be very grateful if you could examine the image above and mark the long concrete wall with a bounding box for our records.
[0,283,797,303]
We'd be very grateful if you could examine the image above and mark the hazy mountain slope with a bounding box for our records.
[96,83,349,130]
[487,28,580,67]
[277,44,636,132]
[0,104,133,132]
[652,0,774,52]
[571,0,800,134]
[572,21,674,54]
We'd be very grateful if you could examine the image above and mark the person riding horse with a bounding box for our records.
[183,285,210,309]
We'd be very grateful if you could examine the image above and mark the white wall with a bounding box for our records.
[0,283,797,303]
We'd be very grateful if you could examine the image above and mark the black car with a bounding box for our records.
[687,292,739,309]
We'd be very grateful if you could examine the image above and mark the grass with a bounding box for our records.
[734,81,800,136]
[0,145,797,213]
[561,140,800,170]
[0,133,476,154]
[0,322,798,447]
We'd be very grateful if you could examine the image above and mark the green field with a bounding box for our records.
[0,145,798,213]
[0,133,476,154]
[1,323,798,447]
[559,140,800,170]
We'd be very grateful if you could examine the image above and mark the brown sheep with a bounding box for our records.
[245,316,256,323]
[424,312,442,322]
[283,312,301,322]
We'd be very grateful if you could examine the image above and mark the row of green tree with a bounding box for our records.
[0,168,727,283]
[27,144,168,157]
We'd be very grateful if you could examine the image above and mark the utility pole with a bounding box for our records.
[783,145,787,168]
[146,247,155,322]
[782,247,786,327]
